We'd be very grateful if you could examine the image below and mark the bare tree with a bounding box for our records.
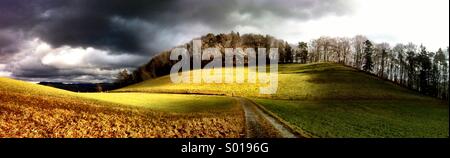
[352,35,368,69]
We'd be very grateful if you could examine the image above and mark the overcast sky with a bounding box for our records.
[0,0,448,83]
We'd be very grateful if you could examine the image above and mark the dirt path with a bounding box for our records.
[128,91,300,138]
[237,97,298,138]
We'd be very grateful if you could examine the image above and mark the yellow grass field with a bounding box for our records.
[0,77,244,138]
[117,63,426,100]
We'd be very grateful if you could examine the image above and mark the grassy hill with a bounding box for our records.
[118,63,428,100]
[117,63,449,138]
[0,77,244,138]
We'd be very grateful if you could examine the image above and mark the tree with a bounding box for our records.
[312,37,329,62]
[297,42,308,64]
[417,45,432,94]
[353,35,368,69]
[363,40,374,72]
[321,37,331,62]
[310,39,321,62]
[275,40,287,63]
[393,44,405,84]
[433,48,446,98]
[444,47,449,100]
[205,33,216,47]
[284,42,293,63]
[378,43,390,78]
[405,43,417,89]
[116,69,132,86]
[230,31,241,48]
[337,37,351,64]
[406,51,416,89]
[96,83,103,92]
[431,59,439,96]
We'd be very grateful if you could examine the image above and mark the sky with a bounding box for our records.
[0,0,448,83]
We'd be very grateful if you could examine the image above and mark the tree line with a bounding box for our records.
[285,35,449,100]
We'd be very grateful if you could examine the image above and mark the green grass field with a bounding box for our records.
[259,63,448,137]
[116,62,449,138]
[255,99,448,138]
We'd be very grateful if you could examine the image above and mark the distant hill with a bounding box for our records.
[38,82,119,92]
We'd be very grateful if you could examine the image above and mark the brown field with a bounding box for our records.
[0,78,245,138]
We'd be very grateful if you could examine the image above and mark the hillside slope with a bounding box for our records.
[117,63,449,137]
[0,78,243,138]
[118,63,429,100]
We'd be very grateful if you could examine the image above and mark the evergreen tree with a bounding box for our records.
[363,40,374,72]
[406,50,416,89]
[417,45,432,94]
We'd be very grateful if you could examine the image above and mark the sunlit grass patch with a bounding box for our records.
[117,63,427,100]
[116,67,270,97]
[0,77,74,97]
[78,93,236,113]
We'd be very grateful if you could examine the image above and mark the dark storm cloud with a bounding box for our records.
[0,0,354,82]
[1,0,353,55]
[0,30,26,61]
[0,32,17,59]
[1,0,177,54]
